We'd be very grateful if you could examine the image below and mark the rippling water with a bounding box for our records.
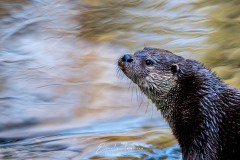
[0,0,239,159]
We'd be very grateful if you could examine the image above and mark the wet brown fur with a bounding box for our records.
[118,47,240,160]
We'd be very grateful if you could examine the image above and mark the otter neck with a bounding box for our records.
[153,74,227,159]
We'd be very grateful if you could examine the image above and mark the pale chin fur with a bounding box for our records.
[138,73,177,100]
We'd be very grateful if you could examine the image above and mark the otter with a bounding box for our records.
[118,47,240,160]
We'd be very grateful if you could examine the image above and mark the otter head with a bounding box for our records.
[118,47,185,104]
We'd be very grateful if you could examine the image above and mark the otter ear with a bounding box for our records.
[171,64,179,74]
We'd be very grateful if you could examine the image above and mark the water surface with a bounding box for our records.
[0,0,239,159]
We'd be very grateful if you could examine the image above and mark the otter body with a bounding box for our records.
[118,47,240,160]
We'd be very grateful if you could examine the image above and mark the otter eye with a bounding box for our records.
[145,59,153,66]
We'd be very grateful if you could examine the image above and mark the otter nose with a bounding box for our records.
[121,54,133,63]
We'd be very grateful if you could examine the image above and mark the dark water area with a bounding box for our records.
[0,0,239,159]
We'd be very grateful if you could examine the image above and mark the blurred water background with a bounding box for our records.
[0,0,239,159]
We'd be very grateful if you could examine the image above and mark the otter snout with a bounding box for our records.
[121,54,133,63]
[118,54,134,69]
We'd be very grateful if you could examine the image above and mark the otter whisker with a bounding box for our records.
[145,100,149,113]
[128,81,132,91]
[115,65,123,80]
[151,104,154,119]
[136,87,144,109]
[136,89,141,111]
[137,89,144,107]
[128,81,134,102]
[135,85,140,105]
[116,68,121,80]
